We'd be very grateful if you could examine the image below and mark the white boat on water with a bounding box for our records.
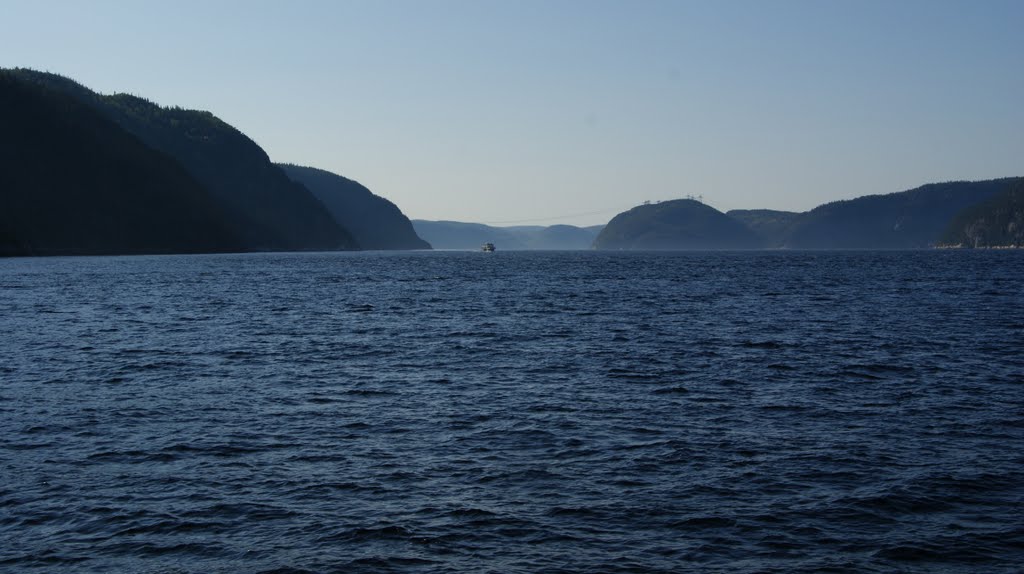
[481,242,495,252]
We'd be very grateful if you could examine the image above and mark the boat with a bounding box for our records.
[481,242,495,252]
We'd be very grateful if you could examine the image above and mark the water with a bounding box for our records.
[1,250,1022,573]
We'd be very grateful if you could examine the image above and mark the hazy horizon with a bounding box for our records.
[2,0,1022,226]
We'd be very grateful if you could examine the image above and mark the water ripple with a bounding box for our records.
[1,250,1022,572]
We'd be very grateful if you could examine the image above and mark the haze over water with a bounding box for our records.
[1,251,1022,572]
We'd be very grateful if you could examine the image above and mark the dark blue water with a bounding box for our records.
[1,251,1022,573]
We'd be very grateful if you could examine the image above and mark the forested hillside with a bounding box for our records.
[8,68,356,252]
[0,71,243,256]
[280,165,430,250]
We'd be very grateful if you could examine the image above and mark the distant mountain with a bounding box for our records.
[939,180,1024,248]
[412,221,602,250]
[279,165,430,250]
[783,179,1018,249]
[593,199,759,250]
[598,179,1021,250]
[8,68,356,252]
[726,209,801,248]
[0,70,243,256]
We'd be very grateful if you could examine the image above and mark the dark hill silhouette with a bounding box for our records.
[0,71,243,256]
[600,179,1021,250]
[594,199,759,250]
[783,179,1018,249]
[8,68,356,251]
[939,179,1024,247]
[278,165,430,250]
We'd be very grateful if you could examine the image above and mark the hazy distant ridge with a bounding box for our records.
[413,221,603,250]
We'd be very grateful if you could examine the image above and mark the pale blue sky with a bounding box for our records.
[2,0,1022,225]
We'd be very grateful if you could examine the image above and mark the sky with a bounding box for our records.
[2,0,1022,226]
